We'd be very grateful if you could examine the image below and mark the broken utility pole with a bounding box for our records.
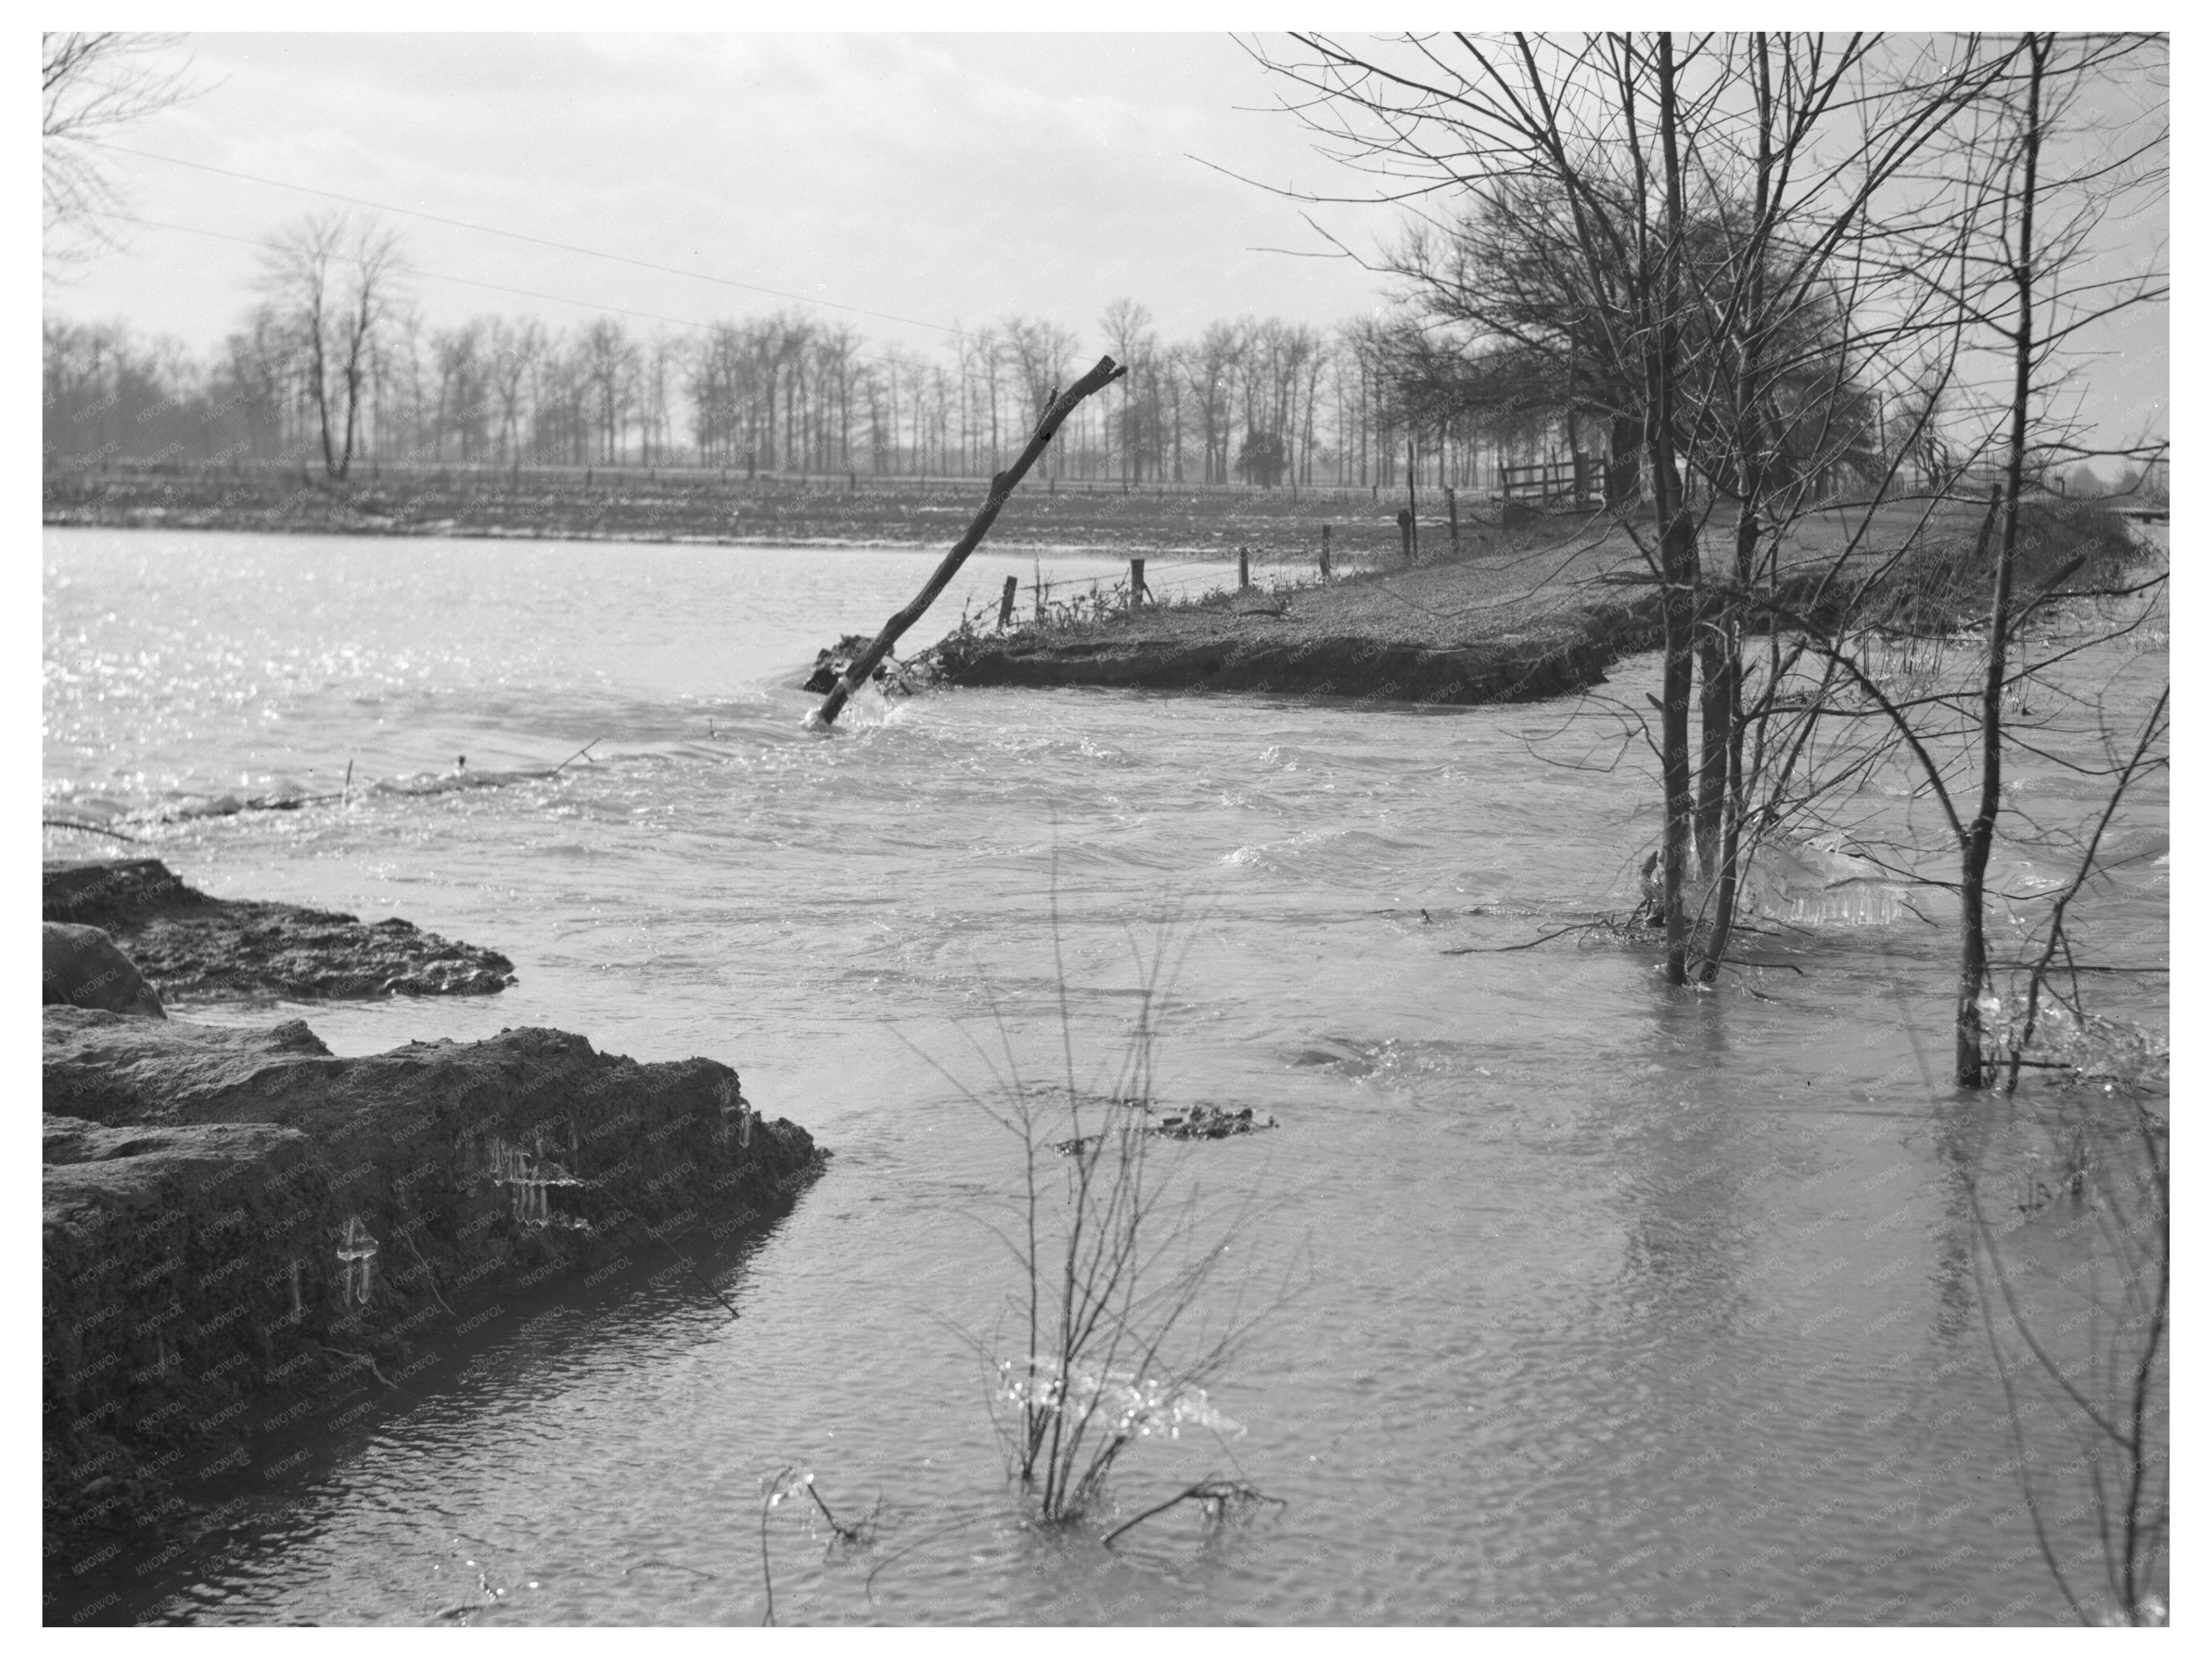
[808,354,1129,729]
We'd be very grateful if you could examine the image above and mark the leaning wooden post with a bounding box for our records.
[810,355,1127,728]
[998,574,1018,629]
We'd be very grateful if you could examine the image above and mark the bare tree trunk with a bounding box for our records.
[1957,33,2048,1086]
[1696,494,1757,981]
[811,356,1127,729]
[1405,436,1418,560]
[337,289,369,481]
[1654,31,1700,986]
[1695,609,1729,881]
[307,293,336,478]
[1657,475,1699,985]
[1606,414,1642,510]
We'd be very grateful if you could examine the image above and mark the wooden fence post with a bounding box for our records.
[1129,557,1147,610]
[998,574,1018,628]
[1238,546,1250,591]
[1447,487,1459,551]
[1321,524,1333,582]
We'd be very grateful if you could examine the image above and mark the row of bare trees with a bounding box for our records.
[42,278,1490,490]
[43,204,1983,500]
[1258,29,2165,1621]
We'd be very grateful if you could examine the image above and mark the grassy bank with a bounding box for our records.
[906,493,2146,706]
[914,517,1661,704]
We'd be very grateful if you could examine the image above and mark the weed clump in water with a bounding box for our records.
[909,915,1288,1530]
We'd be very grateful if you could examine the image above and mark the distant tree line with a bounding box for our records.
[40,280,1473,490]
[45,206,1983,500]
[48,189,2160,507]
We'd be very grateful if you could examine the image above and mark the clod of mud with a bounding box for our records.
[801,634,910,695]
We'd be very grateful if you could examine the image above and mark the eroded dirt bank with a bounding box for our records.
[913,532,1666,704]
[41,864,824,1556]
[905,525,1892,705]
[44,859,516,1001]
[44,1008,823,1543]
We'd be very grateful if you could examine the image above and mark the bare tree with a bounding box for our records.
[486,316,544,468]
[1942,33,2167,1084]
[1713,33,2166,1071]
[1188,323,1239,483]
[581,318,639,464]
[1248,31,2124,988]
[1099,300,1157,485]
[42,31,197,267]
[640,330,682,467]
[258,212,404,478]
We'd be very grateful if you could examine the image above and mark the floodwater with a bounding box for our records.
[43,527,2167,1625]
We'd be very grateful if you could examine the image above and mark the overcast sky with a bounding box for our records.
[45,33,1396,363]
[43,29,2167,460]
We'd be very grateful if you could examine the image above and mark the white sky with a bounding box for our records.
[44,32,1396,364]
[39,25,2169,461]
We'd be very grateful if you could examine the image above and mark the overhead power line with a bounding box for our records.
[81,209,923,371]
[83,136,971,339]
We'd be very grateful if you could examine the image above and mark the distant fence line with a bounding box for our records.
[49,453,2139,523]
[43,454,1472,507]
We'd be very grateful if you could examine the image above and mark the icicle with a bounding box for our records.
[336,1214,380,1305]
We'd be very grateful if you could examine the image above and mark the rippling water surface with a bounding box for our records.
[44,528,2167,1625]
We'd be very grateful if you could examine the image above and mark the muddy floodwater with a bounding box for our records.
[44,528,2167,1625]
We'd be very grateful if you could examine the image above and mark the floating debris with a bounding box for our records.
[1052,1103,1277,1156]
[1154,1104,1275,1141]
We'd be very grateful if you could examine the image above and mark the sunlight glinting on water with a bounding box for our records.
[45,529,2167,1625]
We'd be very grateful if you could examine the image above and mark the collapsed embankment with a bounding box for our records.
[903,523,1922,705]
[922,596,1653,703]
[907,533,1664,705]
